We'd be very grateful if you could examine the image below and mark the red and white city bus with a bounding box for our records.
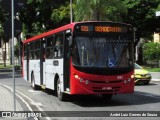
[22,21,135,101]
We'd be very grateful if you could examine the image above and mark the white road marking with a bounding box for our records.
[152,79,160,81]
[28,89,42,94]
[3,85,51,120]
[3,85,38,120]
[31,101,44,107]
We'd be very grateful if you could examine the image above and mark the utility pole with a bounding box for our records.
[70,0,73,23]
[11,0,16,111]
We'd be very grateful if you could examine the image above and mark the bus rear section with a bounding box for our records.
[68,22,135,99]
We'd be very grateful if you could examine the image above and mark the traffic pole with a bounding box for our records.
[70,0,73,23]
[11,0,16,111]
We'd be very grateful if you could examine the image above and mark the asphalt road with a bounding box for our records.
[0,71,160,120]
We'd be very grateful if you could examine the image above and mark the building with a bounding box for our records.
[154,32,160,43]
[0,37,18,65]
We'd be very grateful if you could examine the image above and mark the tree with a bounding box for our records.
[0,6,8,67]
[51,3,71,28]
[0,6,7,35]
[74,0,127,21]
[123,0,160,43]
[19,0,69,39]
[143,42,160,61]
[122,0,160,64]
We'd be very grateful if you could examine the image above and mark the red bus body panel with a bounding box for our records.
[70,60,134,95]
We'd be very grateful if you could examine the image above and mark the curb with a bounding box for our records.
[151,79,160,82]
[0,69,12,72]
[0,69,21,73]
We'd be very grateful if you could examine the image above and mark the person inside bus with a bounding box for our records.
[54,38,62,57]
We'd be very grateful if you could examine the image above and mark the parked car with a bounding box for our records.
[134,63,152,85]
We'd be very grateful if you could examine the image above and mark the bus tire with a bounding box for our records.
[56,78,66,101]
[31,73,38,90]
[102,94,113,100]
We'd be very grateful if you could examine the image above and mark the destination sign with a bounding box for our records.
[95,26,121,32]
[77,25,129,33]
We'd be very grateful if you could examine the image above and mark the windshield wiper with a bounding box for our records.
[115,36,120,52]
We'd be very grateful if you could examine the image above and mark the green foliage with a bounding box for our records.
[8,0,160,44]
[14,43,19,58]
[19,0,69,38]
[0,6,7,24]
[74,0,127,21]
[146,68,160,72]
[51,4,71,28]
[143,42,160,61]
[123,0,160,42]
[0,6,7,36]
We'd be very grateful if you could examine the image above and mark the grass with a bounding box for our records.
[0,64,13,69]
[145,68,160,72]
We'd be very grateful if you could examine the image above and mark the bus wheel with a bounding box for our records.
[31,74,38,90]
[57,78,66,101]
[102,94,113,100]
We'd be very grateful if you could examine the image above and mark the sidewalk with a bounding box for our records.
[0,85,23,111]
[0,68,26,119]
[0,68,23,111]
[150,72,160,82]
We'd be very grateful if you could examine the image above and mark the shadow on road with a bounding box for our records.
[42,87,160,108]
[68,92,160,107]
[135,82,158,86]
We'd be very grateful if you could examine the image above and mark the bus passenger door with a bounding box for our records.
[63,31,72,92]
[40,39,46,86]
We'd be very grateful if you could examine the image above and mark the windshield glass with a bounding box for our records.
[135,63,142,69]
[72,35,133,68]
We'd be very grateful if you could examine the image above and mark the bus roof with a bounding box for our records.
[23,22,76,44]
[23,21,131,44]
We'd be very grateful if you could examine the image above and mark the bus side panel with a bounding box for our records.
[56,59,64,91]
[45,59,56,89]
[30,60,41,85]
[45,59,64,91]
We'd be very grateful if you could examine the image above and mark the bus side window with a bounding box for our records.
[35,41,40,59]
[46,36,55,59]
[54,33,63,58]
[29,42,35,60]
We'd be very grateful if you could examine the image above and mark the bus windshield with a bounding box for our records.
[72,35,133,68]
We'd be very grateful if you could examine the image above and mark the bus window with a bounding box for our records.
[35,41,40,59]
[46,36,55,59]
[54,33,63,58]
[29,42,35,60]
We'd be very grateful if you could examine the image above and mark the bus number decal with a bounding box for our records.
[81,26,89,31]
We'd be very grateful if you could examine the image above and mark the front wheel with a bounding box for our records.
[56,78,66,101]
